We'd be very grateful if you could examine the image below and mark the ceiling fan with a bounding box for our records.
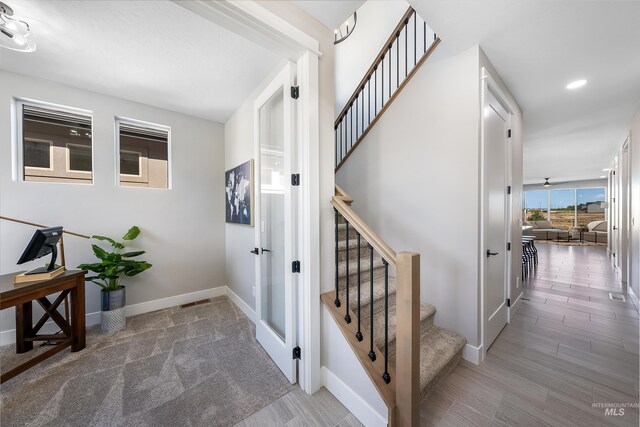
[543,177,551,187]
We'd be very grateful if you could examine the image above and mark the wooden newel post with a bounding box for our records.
[395,252,420,426]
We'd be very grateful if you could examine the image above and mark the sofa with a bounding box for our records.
[582,220,608,244]
[523,220,569,240]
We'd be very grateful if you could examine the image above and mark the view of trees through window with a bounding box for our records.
[523,187,606,228]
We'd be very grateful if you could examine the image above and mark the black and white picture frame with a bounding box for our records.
[225,159,253,225]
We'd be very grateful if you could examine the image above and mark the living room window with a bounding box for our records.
[523,190,549,221]
[19,101,93,184]
[523,187,606,228]
[577,188,606,228]
[116,118,169,189]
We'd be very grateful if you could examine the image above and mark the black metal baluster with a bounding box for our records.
[339,121,343,164]
[424,21,427,53]
[349,105,353,151]
[382,259,390,384]
[367,77,371,124]
[405,20,408,77]
[334,209,341,307]
[368,244,376,362]
[344,114,347,159]
[388,45,392,101]
[345,222,351,323]
[396,32,400,89]
[356,233,363,341]
[333,124,338,166]
[355,94,358,140]
[374,67,377,115]
[414,12,417,66]
[381,54,384,108]
[362,84,365,132]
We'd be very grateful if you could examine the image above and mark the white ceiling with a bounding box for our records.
[0,0,280,123]
[292,0,365,29]
[412,0,640,184]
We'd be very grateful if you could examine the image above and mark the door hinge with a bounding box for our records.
[507,298,511,307]
[507,129,512,138]
[507,242,511,251]
[292,260,301,273]
[613,170,616,175]
[291,173,300,186]
[507,185,511,194]
[291,86,299,99]
[293,346,301,359]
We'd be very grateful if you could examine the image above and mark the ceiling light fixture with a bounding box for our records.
[599,175,606,178]
[0,1,35,52]
[543,177,551,187]
[602,168,611,172]
[566,79,587,90]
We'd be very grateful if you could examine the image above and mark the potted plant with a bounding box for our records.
[78,226,152,332]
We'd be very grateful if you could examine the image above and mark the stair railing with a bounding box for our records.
[327,185,420,426]
[335,7,440,172]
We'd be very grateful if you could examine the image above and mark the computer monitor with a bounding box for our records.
[17,226,63,275]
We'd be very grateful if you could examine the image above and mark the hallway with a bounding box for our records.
[421,243,639,426]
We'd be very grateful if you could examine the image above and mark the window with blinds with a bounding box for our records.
[20,102,93,184]
[116,119,169,189]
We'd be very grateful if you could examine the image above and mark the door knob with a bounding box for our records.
[250,248,259,255]
[486,250,499,257]
[261,248,271,253]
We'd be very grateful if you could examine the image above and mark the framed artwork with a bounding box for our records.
[225,159,254,225]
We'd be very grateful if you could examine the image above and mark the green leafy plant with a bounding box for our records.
[527,209,546,221]
[78,226,152,291]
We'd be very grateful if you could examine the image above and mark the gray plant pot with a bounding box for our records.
[101,286,126,333]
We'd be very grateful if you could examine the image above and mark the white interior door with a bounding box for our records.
[483,88,509,351]
[254,63,297,383]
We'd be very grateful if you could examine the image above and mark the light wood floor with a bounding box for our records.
[421,243,640,426]
[234,387,363,427]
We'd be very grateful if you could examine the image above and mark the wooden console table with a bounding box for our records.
[0,269,86,384]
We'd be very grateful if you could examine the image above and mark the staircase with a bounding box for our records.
[322,187,466,425]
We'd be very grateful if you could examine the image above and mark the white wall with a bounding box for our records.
[336,45,524,352]
[334,0,410,116]
[0,70,226,335]
[629,107,640,310]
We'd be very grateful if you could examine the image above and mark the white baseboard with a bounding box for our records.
[125,286,227,317]
[225,286,256,323]
[0,285,251,346]
[321,366,387,427]
[462,343,483,365]
[628,286,639,313]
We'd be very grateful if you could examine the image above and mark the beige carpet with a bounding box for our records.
[0,296,295,426]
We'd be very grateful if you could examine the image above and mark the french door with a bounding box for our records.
[253,63,298,383]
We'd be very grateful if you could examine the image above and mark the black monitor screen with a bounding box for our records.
[17,226,63,265]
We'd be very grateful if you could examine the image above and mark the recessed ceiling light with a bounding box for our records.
[566,79,587,90]
[602,168,611,171]
[600,175,606,178]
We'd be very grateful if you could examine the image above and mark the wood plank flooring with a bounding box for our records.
[234,387,363,427]
[421,244,639,426]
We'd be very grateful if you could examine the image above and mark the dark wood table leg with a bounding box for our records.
[15,301,33,353]
[70,277,86,351]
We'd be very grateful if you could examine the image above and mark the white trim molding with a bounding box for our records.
[321,367,387,427]
[226,286,257,323]
[462,343,483,365]
[628,285,639,313]
[173,0,320,61]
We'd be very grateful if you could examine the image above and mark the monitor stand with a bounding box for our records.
[24,244,58,275]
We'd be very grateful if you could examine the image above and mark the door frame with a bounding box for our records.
[174,0,322,393]
[479,67,514,361]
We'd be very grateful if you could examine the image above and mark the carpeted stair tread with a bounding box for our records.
[370,303,436,353]
[414,325,466,399]
[336,256,385,279]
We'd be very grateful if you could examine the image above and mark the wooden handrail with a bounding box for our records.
[335,6,415,128]
[0,216,90,239]
[332,192,397,269]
